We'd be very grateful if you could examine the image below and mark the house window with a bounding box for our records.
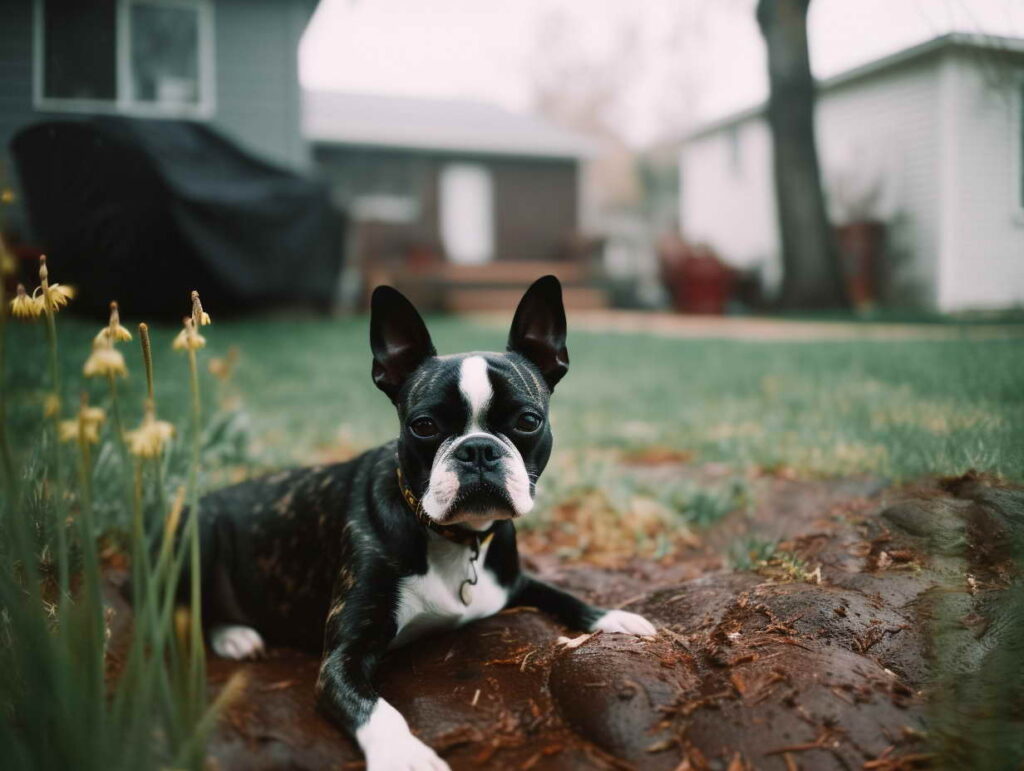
[35,0,214,117]
[439,163,495,265]
[41,0,117,101]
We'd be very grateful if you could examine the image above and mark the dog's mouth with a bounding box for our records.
[439,480,517,525]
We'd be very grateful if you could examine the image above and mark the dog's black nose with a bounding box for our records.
[453,438,502,471]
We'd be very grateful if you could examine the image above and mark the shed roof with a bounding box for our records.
[684,33,1024,142]
[303,91,596,159]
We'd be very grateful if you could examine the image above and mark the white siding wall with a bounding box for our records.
[941,50,1024,311]
[214,0,313,171]
[817,57,943,307]
[681,55,946,306]
[680,119,781,292]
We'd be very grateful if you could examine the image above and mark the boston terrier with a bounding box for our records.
[186,276,656,770]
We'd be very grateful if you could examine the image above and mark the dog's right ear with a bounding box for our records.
[370,286,436,401]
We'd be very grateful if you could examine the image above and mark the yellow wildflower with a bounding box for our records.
[83,342,127,378]
[191,290,211,326]
[9,284,41,319]
[0,188,14,205]
[58,420,80,443]
[36,283,75,312]
[80,406,106,428]
[0,234,14,276]
[208,347,239,381]
[173,317,206,351]
[126,405,175,458]
[35,255,74,314]
[43,393,61,418]
[126,419,175,458]
[58,404,105,445]
[94,301,132,344]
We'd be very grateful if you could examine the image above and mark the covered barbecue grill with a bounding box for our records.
[11,118,343,318]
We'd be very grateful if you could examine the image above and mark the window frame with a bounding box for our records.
[32,0,216,119]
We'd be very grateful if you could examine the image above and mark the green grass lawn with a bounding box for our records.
[5,313,1023,483]
[3,310,1023,769]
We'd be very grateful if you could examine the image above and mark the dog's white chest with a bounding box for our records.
[391,534,507,648]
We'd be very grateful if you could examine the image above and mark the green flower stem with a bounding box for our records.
[138,323,168,534]
[185,345,206,732]
[131,459,149,580]
[75,431,105,710]
[41,289,69,607]
[0,278,16,496]
[106,372,127,450]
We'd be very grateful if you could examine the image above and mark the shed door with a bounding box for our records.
[439,163,494,264]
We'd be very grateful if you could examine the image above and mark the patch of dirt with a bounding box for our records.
[110,472,1023,770]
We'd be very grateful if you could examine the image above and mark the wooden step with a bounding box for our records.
[445,286,608,313]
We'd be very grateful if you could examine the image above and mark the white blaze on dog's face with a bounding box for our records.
[416,354,539,524]
[369,277,569,526]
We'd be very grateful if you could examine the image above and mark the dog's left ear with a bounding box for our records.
[370,286,436,401]
[507,275,569,390]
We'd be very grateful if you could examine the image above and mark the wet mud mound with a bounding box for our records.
[200,475,1022,770]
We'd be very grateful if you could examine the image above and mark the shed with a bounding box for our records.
[679,33,1024,312]
[304,91,605,310]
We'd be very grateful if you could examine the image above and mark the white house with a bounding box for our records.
[680,33,1024,312]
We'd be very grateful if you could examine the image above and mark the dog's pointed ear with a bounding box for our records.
[507,275,569,390]
[370,286,436,401]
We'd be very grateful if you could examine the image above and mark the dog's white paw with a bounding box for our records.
[210,624,265,659]
[365,735,449,771]
[591,609,657,637]
[359,699,450,771]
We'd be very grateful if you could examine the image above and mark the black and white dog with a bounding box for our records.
[187,276,656,770]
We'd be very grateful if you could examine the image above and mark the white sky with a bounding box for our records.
[300,0,1024,146]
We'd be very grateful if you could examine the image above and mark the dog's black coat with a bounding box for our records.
[179,276,610,741]
[186,441,600,732]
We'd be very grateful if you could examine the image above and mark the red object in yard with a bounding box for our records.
[659,239,735,315]
[1,230,43,292]
[836,221,885,310]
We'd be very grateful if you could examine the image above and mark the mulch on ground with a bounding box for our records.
[109,472,1021,770]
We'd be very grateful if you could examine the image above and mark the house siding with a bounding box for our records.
[0,0,37,233]
[0,0,312,235]
[681,52,947,307]
[817,55,944,307]
[213,0,313,171]
[680,118,780,292]
[941,48,1024,311]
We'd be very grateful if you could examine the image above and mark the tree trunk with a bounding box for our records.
[757,0,847,310]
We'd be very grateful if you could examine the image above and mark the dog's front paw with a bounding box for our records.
[359,700,450,771]
[210,624,266,659]
[365,732,449,771]
[591,609,657,637]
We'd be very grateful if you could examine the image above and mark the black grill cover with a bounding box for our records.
[11,118,343,318]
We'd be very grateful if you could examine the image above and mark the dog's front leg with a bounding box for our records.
[316,574,449,771]
[510,575,657,636]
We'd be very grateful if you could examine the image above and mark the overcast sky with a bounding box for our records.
[300,0,1024,145]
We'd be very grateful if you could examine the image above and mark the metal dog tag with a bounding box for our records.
[459,581,474,605]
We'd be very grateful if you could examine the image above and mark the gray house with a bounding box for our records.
[1,2,605,312]
[1,0,318,233]
[304,91,602,310]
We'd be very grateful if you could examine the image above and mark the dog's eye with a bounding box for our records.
[514,412,543,433]
[409,417,439,438]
